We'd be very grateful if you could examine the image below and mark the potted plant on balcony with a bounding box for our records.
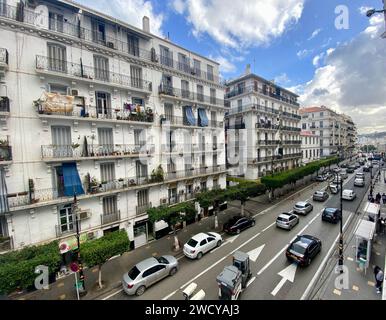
[0,139,8,147]
[90,177,99,194]
[149,165,164,183]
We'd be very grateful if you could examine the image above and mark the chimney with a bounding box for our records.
[143,16,150,33]
[245,64,251,75]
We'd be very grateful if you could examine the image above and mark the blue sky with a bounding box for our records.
[78,0,386,134]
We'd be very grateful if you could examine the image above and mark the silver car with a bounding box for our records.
[293,201,313,215]
[354,178,365,187]
[276,212,299,230]
[122,256,178,296]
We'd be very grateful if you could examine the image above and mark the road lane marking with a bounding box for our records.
[333,289,341,296]
[162,289,179,300]
[262,222,276,233]
[102,288,123,300]
[247,244,266,262]
[247,277,256,288]
[271,263,298,296]
[353,285,359,291]
[257,209,323,276]
[300,212,353,300]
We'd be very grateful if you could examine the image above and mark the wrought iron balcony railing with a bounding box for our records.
[0,97,10,113]
[36,55,152,92]
[0,48,8,66]
[0,145,12,162]
[101,211,121,225]
[161,115,224,128]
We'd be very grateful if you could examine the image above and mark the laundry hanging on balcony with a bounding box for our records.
[0,168,9,214]
[184,106,196,126]
[62,162,85,197]
[198,108,209,127]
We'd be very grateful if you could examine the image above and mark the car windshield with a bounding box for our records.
[290,239,310,255]
[156,256,169,264]
[128,266,141,280]
[277,216,289,222]
[187,238,198,247]
[324,209,335,216]
[295,203,305,208]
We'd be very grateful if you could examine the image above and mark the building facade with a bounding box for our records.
[0,0,227,253]
[225,67,302,179]
[300,131,320,164]
[300,106,357,159]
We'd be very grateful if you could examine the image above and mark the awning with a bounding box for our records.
[198,108,209,127]
[0,168,9,214]
[62,163,85,197]
[184,106,196,126]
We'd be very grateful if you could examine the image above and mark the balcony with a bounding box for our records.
[0,145,12,164]
[0,97,10,115]
[283,140,302,145]
[159,84,224,107]
[41,144,155,162]
[36,56,152,93]
[257,140,281,146]
[0,48,9,75]
[282,111,301,120]
[101,211,121,225]
[226,123,246,130]
[225,85,300,107]
[281,126,301,132]
[136,203,152,215]
[36,99,154,125]
[161,115,223,128]
[164,165,227,182]
[255,123,280,131]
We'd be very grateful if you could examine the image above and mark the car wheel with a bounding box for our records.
[307,258,312,266]
[251,221,255,227]
[169,267,177,276]
[236,229,241,235]
[217,240,222,247]
[136,285,146,296]
[197,252,203,260]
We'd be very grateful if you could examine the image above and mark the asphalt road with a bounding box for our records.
[103,165,374,301]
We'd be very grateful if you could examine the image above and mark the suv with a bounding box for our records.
[313,191,329,202]
[342,189,356,200]
[293,201,313,215]
[286,235,322,266]
[322,208,342,224]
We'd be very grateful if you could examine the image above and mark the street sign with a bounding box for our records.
[70,262,79,273]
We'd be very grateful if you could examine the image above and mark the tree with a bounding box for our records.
[81,230,130,289]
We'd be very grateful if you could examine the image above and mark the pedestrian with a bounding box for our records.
[374,266,384,294]
[382,193,386,205]
[376,193,382,204]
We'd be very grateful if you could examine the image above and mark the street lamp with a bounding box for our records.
[366,8,385,17]
[329,169,344,273]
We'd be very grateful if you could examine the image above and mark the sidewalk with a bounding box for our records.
[316,167,386,300]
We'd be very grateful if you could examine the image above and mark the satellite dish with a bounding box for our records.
[34,5,49,29]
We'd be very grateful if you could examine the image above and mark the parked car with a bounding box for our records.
[342,189,356,200]
[340,163,348,168]
[354,163,361,169]
[293,201,313,215]
[329,183,340,194]
[340,169,348,179]
[354,178,365,187]
[313,191,329,202]
[346,166,355,173]
[122,255,179,296]
[315,175,327,182]
[183,232,222,259]
[322,208,342,224]
[223,216,255,234]
[359,160,365,166]
[276,212,299,230]
[285,235,322,266]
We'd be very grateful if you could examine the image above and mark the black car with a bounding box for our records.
[340,164,348,168]
[286,235,322,266]
[223,216,255,234]
[347,166,355,173]
[322,208,342,224]
[359,160,365,166]
[363,166,370,172]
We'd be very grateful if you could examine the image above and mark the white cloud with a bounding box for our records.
[77,0,164,36]
[208,55,236,74]
[308,28,322,40]
[172,0,305,48]
[274,73,291,86]
[358,6,373,16]
[297,49,313,59]
[297,18,386,134]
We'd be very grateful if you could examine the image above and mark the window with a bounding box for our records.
[130,65,143,89]
[181,80,190,98]
[213,153,218,167]
[49,84,68,95]
[51,126,71,158]
[237,82,245,94]
[320,121,323,128]
[49,12,64,33]
[134,129,146,147]
[237,100,242,113]
[95,92,111,117]
[164,103,173,121]
[200,181,207,191]
[168,188,177,203]
[100,162,115,183]
[211,111,216,127]
[47,43,66,72]
[160,46,173,67]
[320,112,324,117]
[94,55,109,81]
[98,128,113,154]
[59,204,74,234]
[200,239,207,246]
[127,34,139,57]
[207,64,214,81]
[302,123,306,130]
[197,85,204,102]
[137,189,149,207]
[103,196,118,216]
[193,59,201,76]
[178,53,190,73]
[210,88,216,105]
[213,179,219,188]
[136,160,148,178]
[92,20,106,44]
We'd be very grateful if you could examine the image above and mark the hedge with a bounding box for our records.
[0,241,61,295]
[148,202,196,226]
[261,157,339,190]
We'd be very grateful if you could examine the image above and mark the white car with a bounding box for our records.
[342,189,356,200]
[355,173,365,180]
[354,178,365,187]
[183,232,222,259]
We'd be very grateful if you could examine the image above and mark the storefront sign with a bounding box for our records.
[59,233,88,254]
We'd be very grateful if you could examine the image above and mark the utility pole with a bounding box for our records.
[338,176,344,273]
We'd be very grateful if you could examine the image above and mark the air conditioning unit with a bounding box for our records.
[79,210,91,220]
[107,42,115,49]
[161,198,167,204]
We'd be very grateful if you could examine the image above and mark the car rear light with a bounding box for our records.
[127,283,134,289]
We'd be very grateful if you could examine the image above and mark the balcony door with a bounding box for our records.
[160,46,173,67]
[94,55,109,81]
[136,160,148,184]
[59,204,74,235]
[127,34,139,57]
[98,128,113,155]
[161,74,173,94]
[95,92,111,118]
[51,126,71,158]
[181,80,190,99]
[100,162,115,192]
[130,65,143,89]
[47,43,66,73]
[164,103,173,122]
[92,20,106,45]
[49,12,64,33]
[102,196,118,223]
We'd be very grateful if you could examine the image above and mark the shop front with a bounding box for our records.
[58,233,89,274]
[133,219,148,249]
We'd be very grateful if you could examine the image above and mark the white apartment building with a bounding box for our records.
[300,106,357,159]
[0,0,227,255]
[225,67,302,179]
[300,131,320,164]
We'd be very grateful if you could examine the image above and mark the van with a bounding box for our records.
[342,189,356,201]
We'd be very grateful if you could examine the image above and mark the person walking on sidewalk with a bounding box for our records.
[382,193,386,205]
[376,193,382,204]
[374,266,384,294]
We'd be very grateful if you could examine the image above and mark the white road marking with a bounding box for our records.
[257,209,323,276]
[210,235,240,254]
[247,244,265,263]
[246,277,256,288]
[262,222,276,233]
[162,289,179,301]
[271,263,298,296]
[102,288,123,300]
[300,212,354,300]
